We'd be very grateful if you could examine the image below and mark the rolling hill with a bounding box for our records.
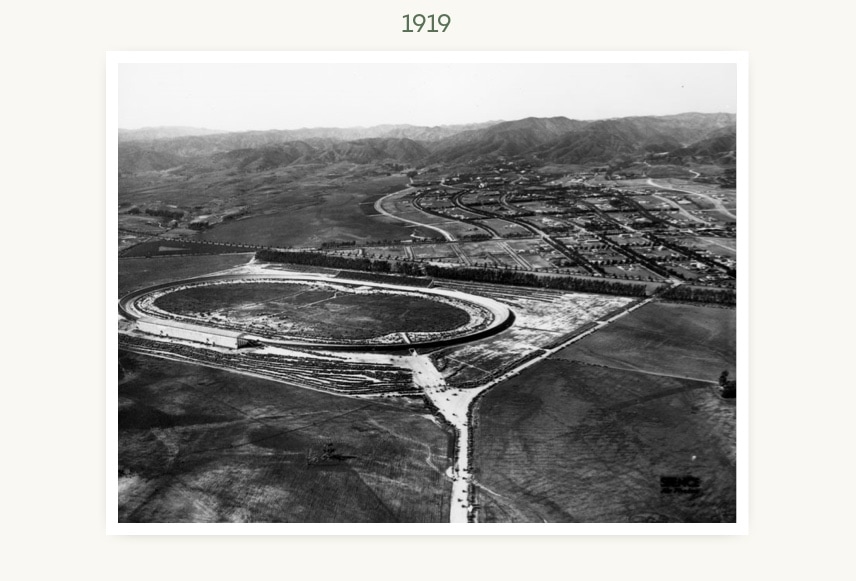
[117,113,736,174]
[118,126,227,142]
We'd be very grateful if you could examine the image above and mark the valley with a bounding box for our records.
[117,111,737,524]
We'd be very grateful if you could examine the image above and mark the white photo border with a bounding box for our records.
[107,51,749,535]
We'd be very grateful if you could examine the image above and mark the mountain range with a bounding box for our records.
[118,112,736,174]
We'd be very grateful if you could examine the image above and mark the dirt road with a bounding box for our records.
[646,179,736,220]
[375,188,456,241]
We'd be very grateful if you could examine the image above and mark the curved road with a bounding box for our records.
[646,178,736,220]
[374,188,457,242]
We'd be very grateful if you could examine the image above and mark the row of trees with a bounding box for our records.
[422,264,649,297]
[660,285,736,306]
[320,240,358,249]
[144,207,185,220]
[257,248,425,277]
[256,249,650,297]
[458,233,492,242]
[647,232,736,277]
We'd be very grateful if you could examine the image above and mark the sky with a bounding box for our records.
[119,63,736,131]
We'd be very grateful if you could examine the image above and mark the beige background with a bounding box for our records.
[2,0,853,579]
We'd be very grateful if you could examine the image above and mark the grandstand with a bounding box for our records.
[136,317,251,349]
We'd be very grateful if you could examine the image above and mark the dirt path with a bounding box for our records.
[449,242,472,266]
[498,241,533,270]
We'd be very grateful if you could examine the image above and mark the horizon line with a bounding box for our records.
[118,111,736,134]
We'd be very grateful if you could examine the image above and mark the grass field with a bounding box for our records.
[118,254,252,296]
[123,169,418,248]
[411,244,459,260]
[153,281,471,340]
[475,219,532,238]
[472,359,735,523]
[198,207,421,249]
[678,237,737,259]
[555,301,735,381]
[118,351,453,522]
[458,240,519,268]
[121,239,256,258]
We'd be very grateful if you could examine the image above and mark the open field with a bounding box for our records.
[678,236,738,259]
[119,214,171,235]
[475,219,532,238]
[458,240,520,268]
[171,174,423,247]
[379,190,457,233]
[122,166,418,248]
[441,221,494,240]
[119,351,453,522]
[119,254,253,296]
[198,208,426,249]
[121,239,258,258]
[411,243,460,261]
[433,328,548,385]
[430,282,631,386]
[117,115,740,526]
[555,301,735,381]
[153,281,471,341]
[504,239,561,270]
[472,360,735,523]
[343,245,410,260]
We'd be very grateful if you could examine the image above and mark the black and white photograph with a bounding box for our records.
[111,53,746,530]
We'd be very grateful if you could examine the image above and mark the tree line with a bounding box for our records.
[255,249,649,297]
[660,285,736,306]
[422,264,648,296]
[144,207,185,220]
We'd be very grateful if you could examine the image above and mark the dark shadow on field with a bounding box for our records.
[118,350,453,523]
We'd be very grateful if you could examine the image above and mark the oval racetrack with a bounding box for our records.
[119,272,514,351]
